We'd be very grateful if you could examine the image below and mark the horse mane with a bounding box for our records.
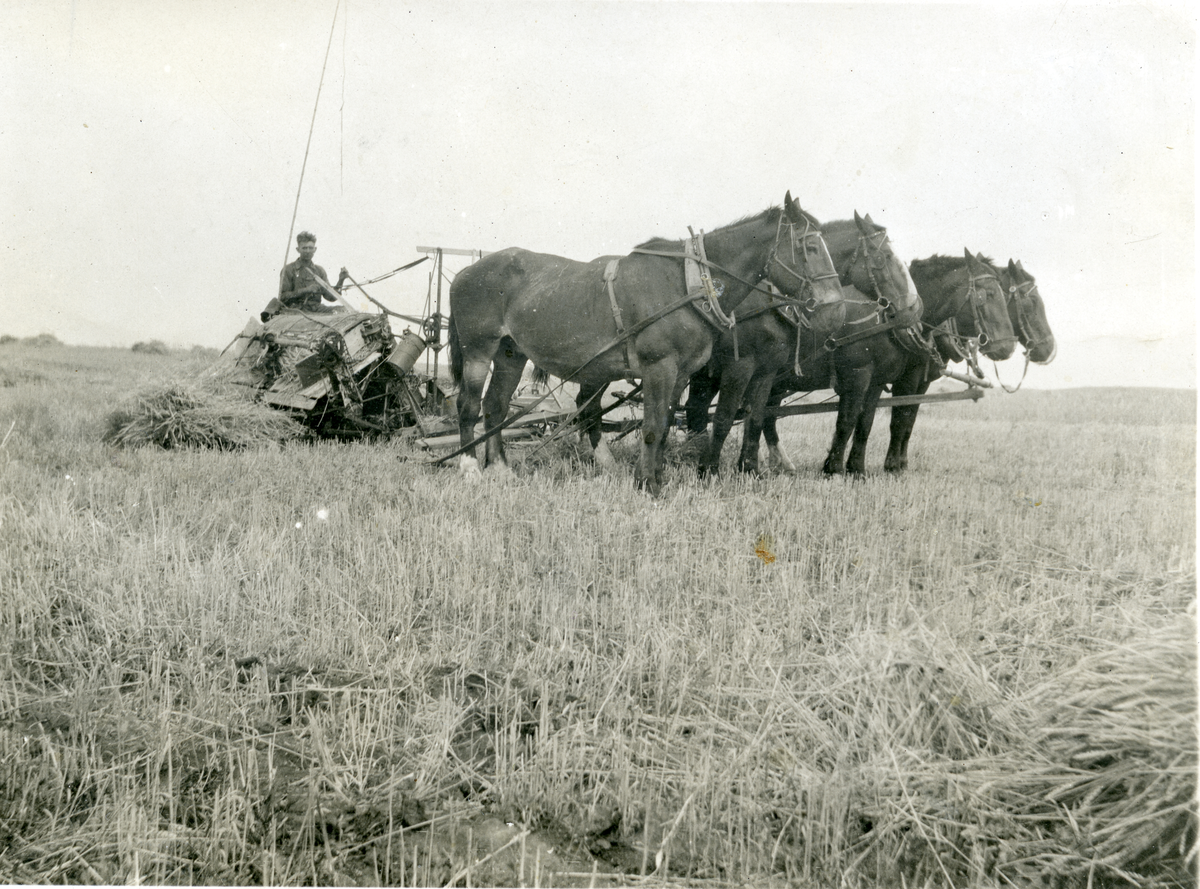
[911,254,965,278]
[821,217,883,239]
[633,205,784,251]
[912,254,999,278]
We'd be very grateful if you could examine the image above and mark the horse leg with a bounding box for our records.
[823,364,870,476]
[761,383,796,474]
[735,371,776,475]
[683,364,719,438]
[885,362,931,473]
[456,354,493,476]
[846,383,885,477]
[479,341,527,473]
[637,360,678,497]
[577,380,617,472]
[702,359,753,477]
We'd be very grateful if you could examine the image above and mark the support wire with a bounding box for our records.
[280,0,344,282]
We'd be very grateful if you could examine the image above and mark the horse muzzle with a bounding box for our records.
[980,334,1018,362]
[1028,337,1057,364]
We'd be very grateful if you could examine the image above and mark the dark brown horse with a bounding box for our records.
[447,192,845,495]
[694,213,924,475]
[688,250,1016,476]
[882,258,1056,472]
[1002,259,1057,365]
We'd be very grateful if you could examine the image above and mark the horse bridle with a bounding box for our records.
[928,267,1010,373]
[1007,278,1052,354]
[767,213,842,313]
[846,228,900,311]
[953,268,1013,349]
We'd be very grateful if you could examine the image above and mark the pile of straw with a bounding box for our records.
[1022,613,1197,885]
[104,382,305,449]
[851,615,1197,887]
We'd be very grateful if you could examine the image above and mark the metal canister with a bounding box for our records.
[388,329,427,373]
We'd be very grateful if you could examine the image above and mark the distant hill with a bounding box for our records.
[937,385,1196,428]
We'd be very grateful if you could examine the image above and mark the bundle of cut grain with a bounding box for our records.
[1023,613,1197,885]
[831,621,1196,888]
[104,382,305,449]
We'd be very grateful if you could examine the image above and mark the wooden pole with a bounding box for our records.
[768,387,984,418]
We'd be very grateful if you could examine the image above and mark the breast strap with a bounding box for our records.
[604,259,636,382]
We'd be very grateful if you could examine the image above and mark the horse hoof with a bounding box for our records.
[636,477,664,498]
[488,462,515,481]
[593,441,618,472]
[459,456,482,477]
[679,434,708,462]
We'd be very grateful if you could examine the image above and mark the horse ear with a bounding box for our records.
[1015,259,1026,271]
[854,210,866,233]
[1007,258,1018,274]
[863,213,877,228]
[963,247,974,261]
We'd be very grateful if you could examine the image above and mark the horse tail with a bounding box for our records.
[531,366,549,387]
[448,315,464,385]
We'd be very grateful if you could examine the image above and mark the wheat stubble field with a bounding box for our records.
[0,341,1195,888]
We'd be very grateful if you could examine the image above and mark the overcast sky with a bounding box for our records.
[4,0,1194,389]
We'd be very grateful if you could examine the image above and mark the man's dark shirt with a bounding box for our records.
[279,259,333,310]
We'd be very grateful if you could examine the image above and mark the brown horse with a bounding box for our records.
[1002,260,1057,365]
[882,258,1056,472]
[687,250,1016,476]
[693,213,923,475]
[447,192,845,495]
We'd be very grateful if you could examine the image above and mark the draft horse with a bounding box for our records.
[882,258,1056,472]
[690,250,1017,476]
[688,212,923,475]
[447,192,846,495]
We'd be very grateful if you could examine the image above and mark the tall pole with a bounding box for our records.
[432,248,443,383]
[281,0,343,291]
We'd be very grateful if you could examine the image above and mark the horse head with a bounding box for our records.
[840,211,921,316]
[762,192,847,339]
[958,250,1016,360]
[1003,259,1057,363]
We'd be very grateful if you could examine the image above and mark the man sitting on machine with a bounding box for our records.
[263,231,349,319]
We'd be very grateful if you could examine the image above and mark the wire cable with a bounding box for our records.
[281,0,343,278]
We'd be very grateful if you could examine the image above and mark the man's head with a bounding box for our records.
[296,231,317,261]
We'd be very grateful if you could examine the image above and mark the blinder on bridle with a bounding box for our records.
[961,269,1008,348]
[847,228,898,311]
[932,266,1010,365]
[767,212,840,313]
[1007,279,1051,353]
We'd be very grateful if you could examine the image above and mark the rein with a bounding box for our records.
[994,351,1031,393]
[430,286,713,466]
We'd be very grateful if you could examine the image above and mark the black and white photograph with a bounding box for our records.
[2,1,1195,885]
